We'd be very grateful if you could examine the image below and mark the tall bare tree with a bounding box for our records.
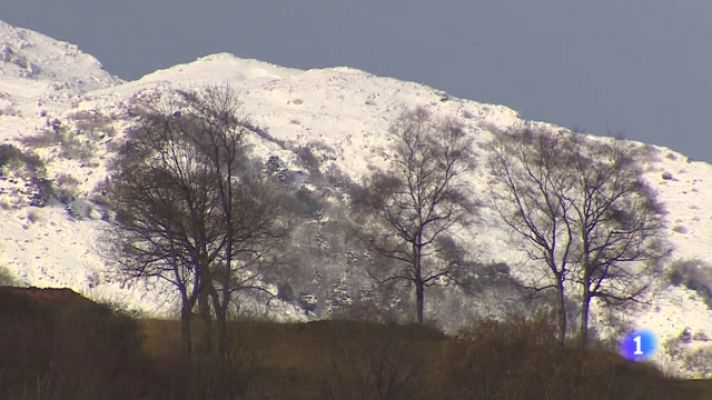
[106,93,221,355]
[355,107,476,324]
[488,128,576,344]
[566,137,667,347]
[105,86,282,356]
[185,86,285,356]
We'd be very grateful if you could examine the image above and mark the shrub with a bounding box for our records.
[20,125,95,161]
[90,178,111,206]
[59,136,94,160]
[68,109,115,140]
[325,164,358,193]
[18,129,61,148]
[0,265,15,286]
[265,155,284,176]
[639,143,661,163]
[54,172,80,204]
[0,144,46,179]
[295,145,321,176]
[685,347,712,377]
[320,321,441,400]
[427,315,689,400]
[328,295,402,323]
[26,210,39,223]
[0,143,23,166]
[281,186,324,220]
[669,259,712,307]
[673,225,689,234]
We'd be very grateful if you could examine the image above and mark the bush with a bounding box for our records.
[68,109,115,140]
[673,225,689,234]
[669,259,712,308]
[0,265,15,286]
[427,315,689,400]
[265,155,284,176]
[59,136,94,160]
[295,145,321,176]
[0,143,45,179]
[151,351,247,400]
[325,164,358,192]
[26,210,39,223]
[20,125,95,161]
[0,143,23,166]
[281,186,324,220]
[18,129,61,148]
[54,172,80,204]
[320,321,441,400]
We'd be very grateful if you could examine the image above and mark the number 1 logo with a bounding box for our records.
[621,330,657,361]
[633,335,643,356]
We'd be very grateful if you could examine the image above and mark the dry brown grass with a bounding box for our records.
[0,287,154,400]
[427,316,693,400]
[0,289,705,400]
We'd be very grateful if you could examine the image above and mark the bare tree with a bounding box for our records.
[566,136,668,347]
[105,94,221,355]
[105,86,282,356]
[488,128,576,344]
[489,127,668,347]
[354,107,476,324]
[177,86,285,357]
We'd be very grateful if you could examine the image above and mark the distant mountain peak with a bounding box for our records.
[134,51,303,86]
[0,19,121,90]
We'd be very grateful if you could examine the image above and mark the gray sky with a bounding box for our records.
[2,0,711,161]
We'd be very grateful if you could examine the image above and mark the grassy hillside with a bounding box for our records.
[0,287,708,400]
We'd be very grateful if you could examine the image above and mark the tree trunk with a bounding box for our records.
[197,272,213,356]
[415,279,424,324]
[414,243,424,324]
[180,303,193,356]
[216,315,228,358]
[210,282,230,359]
[580,286,592,349]
[557,280,567,346]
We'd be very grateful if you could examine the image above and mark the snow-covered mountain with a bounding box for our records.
[1,20,711,377]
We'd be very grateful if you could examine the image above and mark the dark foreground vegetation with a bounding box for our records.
[0,287,708,400]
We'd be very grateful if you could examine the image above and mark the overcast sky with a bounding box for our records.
[2,1,711,161]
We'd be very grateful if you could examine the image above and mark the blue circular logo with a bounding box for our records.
[620,329,657,361]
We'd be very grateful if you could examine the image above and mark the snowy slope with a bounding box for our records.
[0,19,120,109]
[1,20,711,376]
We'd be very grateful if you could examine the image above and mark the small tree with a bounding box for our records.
[355,107,476,324]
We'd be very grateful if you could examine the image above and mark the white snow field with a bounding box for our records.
[1,19,711,377]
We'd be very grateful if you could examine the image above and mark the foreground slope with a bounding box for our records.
[1,19,711,376]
